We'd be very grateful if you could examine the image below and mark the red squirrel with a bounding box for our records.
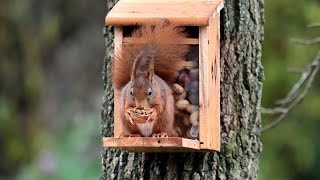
[111,22,189,137]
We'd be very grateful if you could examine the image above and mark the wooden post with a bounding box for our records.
[113,26,123,137]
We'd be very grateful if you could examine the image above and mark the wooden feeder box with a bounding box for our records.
[103,0,223,152]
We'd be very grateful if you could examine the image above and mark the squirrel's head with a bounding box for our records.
[130,75,154,109]
[129,49,156,109]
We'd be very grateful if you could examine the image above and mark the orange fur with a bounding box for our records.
[111,23,189,90]
[111,22,189,137]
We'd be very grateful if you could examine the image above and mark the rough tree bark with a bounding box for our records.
[101,0,264,179]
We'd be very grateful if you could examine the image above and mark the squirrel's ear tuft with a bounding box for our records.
[131,50,155,82]
[131,64,136,81]
[147,56,154,82]
[131,51,143,81]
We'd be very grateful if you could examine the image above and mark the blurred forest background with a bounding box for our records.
[0,0,319,179]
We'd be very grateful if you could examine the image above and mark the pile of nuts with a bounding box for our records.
[173,46,200,139]
[132,107,149,115]
[127,107,151,124]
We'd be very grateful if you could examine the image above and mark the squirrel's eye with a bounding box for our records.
[148,88,152,96]
[130,88,133,96]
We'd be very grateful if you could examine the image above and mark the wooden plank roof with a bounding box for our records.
[105,0,223,26]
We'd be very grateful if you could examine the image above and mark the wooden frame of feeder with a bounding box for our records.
[103,0,223,152]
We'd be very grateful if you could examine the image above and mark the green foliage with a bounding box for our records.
[16,114,101,180]
[260,0,320,179]
[0,0,104,177]
[0,0,62,174]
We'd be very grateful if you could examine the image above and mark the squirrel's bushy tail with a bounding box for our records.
[111,22,189,90]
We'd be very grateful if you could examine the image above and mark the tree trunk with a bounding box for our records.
[101,0,264,179]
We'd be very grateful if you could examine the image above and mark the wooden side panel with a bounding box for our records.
[199,16,220,151]
[103,137,201,152]
[105,0,222,26]
[114,27,123,137]
[199,26,208,149]
[206,14,220,151]
[214,14,221,151]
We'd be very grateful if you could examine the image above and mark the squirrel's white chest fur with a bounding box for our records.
[136,121,155,137]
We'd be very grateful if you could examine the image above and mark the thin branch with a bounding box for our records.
[276,60,317,105]
[288,67,305,73]
[262,51,320,132]
[275,68,310,105]
[261,107,287,115]
[291,37,320,45]
[308,23,320,28]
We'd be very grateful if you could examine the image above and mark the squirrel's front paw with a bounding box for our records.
[125,110,135,125]
[120,134,141,137]
[152,133,168,138]
[146,109,157,122]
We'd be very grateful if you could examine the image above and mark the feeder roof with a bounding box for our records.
[105,0,223,26]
